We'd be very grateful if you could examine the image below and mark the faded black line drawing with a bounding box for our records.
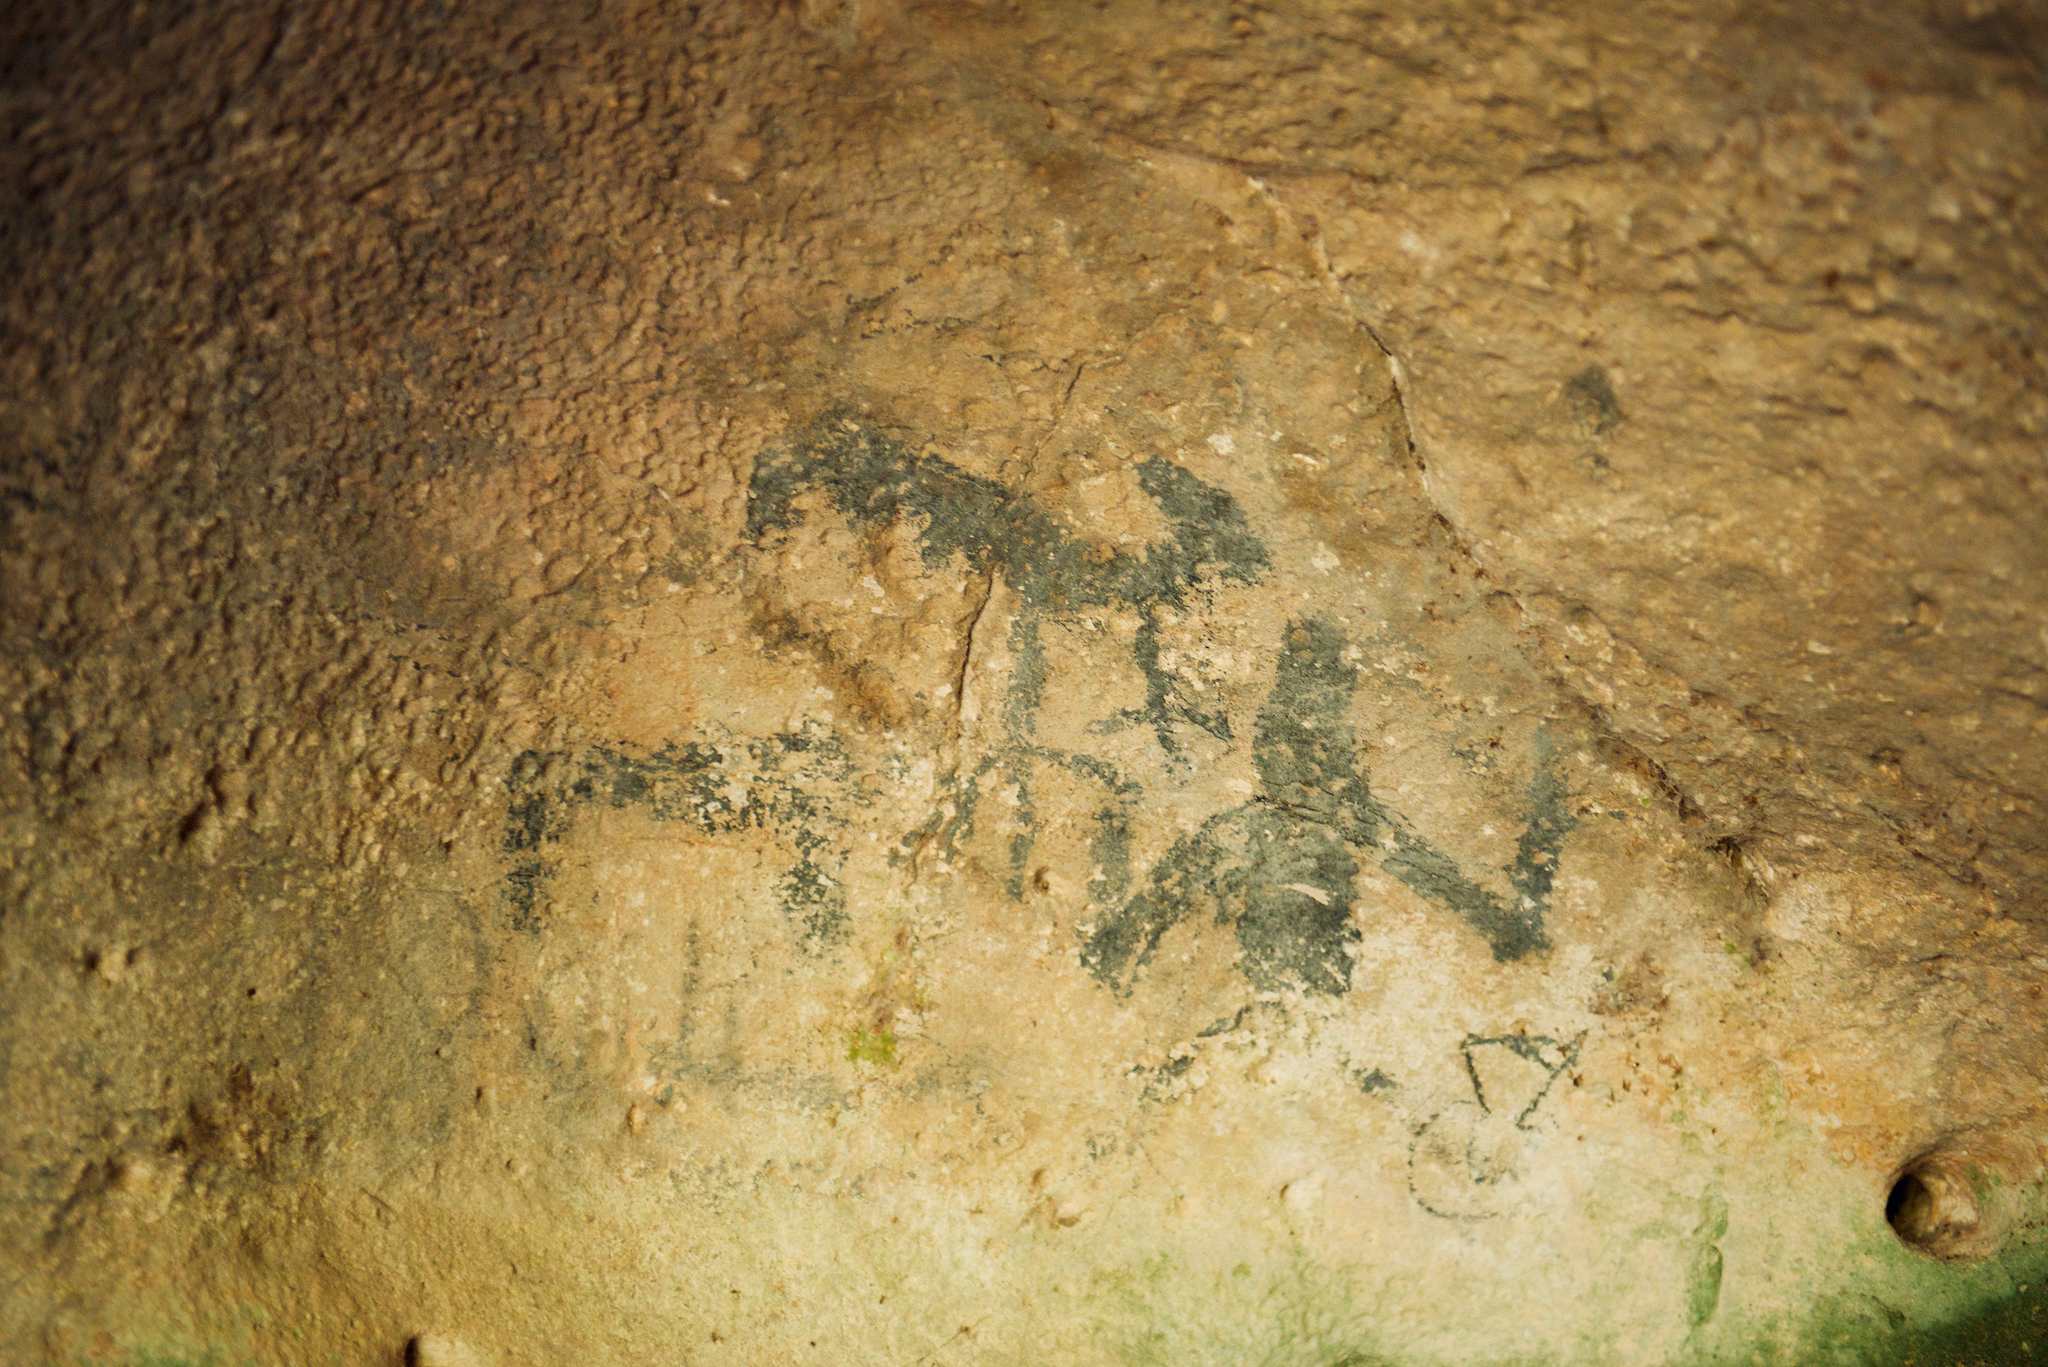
[1408,1031,1585,1220]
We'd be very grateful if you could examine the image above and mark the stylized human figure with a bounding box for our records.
[1083,617,1575,995]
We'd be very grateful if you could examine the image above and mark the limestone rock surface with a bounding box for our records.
[3,1,2046,1363]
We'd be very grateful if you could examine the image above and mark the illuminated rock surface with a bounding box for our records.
[2,1,2046,1362]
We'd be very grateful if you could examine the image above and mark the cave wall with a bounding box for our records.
[3,1,2047,1362]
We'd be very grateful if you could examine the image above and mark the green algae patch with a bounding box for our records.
[846,1026,899,1067]
[1790,1277,2048,1365]
[1687,1195,1731,1330]
[1730,1220,2048,1366]
[1083,1248,1393,1367]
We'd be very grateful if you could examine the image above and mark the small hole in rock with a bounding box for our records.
[1886,1170,1934,1240]
[1884,1152,1999,1259]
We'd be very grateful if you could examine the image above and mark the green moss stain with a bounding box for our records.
[1712,1207,2048,1367]
[1687,1243,1727,1331]
[1084,617,1576,995]
[846,1027,898,1067]
[1862,1279,2048,1365]
[1779,1264,2048,1366]
[1686,1194,1730,1329]
[1081,1223,2048,1366]
[1088,1248,1391,1366]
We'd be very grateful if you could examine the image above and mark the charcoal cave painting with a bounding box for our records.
[501,728,860,942]
[749,414,1271,909]
[501,417,1575,994]
[1408,1032,1585,1221]
[1083,617,1574,995]
[746,415,1272,763]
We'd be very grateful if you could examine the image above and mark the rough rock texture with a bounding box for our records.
[2,1,2046,1363]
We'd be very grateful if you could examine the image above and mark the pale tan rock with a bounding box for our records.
[1,1,2044,1364]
